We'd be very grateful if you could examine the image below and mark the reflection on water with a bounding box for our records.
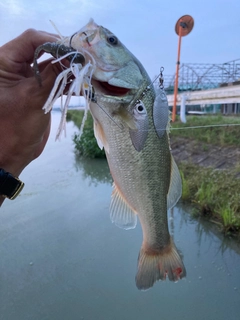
[178,203,240,256]
[74,156,112,186]
[0,111,240,320]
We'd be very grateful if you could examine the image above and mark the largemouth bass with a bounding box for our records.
[43,19,186,290]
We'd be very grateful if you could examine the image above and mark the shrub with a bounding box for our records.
[67,110,106,158]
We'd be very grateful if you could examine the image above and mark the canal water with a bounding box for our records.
[0,111,240,320]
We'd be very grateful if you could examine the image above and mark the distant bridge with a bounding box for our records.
[164,59,240,93]
[162,59,240,114]
[167,84,240,106]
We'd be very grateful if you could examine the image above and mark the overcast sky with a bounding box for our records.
[1,0,240,79]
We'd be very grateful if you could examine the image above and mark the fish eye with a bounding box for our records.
[107,35,118,45]
[137,105,144,112]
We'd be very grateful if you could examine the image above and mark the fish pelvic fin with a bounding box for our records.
[110,183,137,230]
[135,238,186,290]
[93,119,109,153]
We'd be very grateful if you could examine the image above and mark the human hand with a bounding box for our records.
[0,29,63,205]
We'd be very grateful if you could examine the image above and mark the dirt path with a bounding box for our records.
[170,137,240,170]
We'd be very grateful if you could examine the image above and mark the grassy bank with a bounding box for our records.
[179,163,240,237]
[171,115,240,146]
[66,110,105,158]
[67,110,240,237]
[172,115,240,237]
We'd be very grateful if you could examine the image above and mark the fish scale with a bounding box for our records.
[140,134,171,245]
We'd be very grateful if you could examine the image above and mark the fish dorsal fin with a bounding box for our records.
[93,120,109,154]
[110,183,137,230]
[167,156,182,210]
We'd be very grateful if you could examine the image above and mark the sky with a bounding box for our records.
[1,0,240,79]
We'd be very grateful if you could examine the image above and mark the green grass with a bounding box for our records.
[67,110,106,158]
[172,115,240,233]
[179,163,240,236]
[66,110,86,128]
[171,115,240,146]
[180,170,190,201]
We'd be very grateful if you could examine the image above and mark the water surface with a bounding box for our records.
[0,111,240,320]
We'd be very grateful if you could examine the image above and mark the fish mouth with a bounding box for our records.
[93,80,131,97]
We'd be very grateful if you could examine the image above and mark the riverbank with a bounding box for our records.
[171,116,240,238]
[67,111,240,238]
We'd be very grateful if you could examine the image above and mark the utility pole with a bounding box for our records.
[172,15,194,122]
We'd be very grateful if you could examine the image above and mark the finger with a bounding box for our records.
[37,30,62,38]
[33,115,52,159]
[37,58,56,73]
[40,61,62,89]
[37,57,70,73]
[25,61,64,107]
[3,29,61,64]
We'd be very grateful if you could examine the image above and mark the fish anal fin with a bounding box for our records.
[110,183,137,230]
[167,155,182,210]
[135,238,186,290]
[93,120,109,153]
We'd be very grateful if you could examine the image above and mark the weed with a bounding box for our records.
[202,144,209,151]
[179,162,240,237]
[218,204,240,234]
[220,205,235,227]
[195,181,215,215]
[67,110,106,158]
[171,115,240,146]
[180,170,190,201]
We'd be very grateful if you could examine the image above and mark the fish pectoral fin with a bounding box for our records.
[167,155,182,210]
[93,120,109,154]
[110,183,137,230]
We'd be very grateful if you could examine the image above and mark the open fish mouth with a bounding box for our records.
[93,80,131,97]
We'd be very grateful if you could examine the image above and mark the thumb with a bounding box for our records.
[33,59,65,103]
[23,60,63,111]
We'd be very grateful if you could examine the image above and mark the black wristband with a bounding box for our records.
[0,168,24,200]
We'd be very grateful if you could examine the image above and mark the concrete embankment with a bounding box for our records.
[171,136,240,171]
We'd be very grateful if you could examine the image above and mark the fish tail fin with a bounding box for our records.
[135,238,186,290]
